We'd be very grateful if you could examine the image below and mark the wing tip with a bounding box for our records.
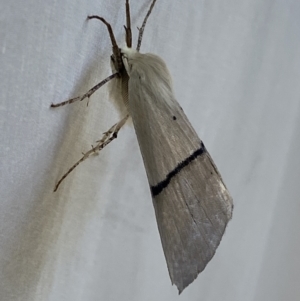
[171,214,233,294]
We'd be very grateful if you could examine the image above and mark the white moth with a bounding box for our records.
[51,0,233,294]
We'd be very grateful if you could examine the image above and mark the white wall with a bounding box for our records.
[1,0,299,300]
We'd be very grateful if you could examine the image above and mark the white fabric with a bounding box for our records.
[1,0,299,300]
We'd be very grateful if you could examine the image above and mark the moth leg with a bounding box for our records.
[54,114,129,192]
[50,73,118,108]
[87,15,123,72]
[136,0,157,51]
[124,0,132,47]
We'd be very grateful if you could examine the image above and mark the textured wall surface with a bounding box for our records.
[1,0,300,300]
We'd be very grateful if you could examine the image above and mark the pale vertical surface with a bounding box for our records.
[0,0,299,301]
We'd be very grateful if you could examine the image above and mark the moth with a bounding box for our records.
[51,0,233,294]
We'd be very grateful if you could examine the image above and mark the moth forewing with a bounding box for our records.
[121,48,233,293]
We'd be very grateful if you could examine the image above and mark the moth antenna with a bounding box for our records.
[50,73,118,108]
[136,0,157,51]
[54,115,129,191]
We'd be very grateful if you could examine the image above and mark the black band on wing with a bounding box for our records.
[150,142,206,197]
